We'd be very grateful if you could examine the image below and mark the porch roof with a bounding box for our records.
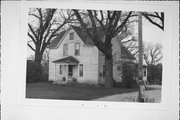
[53,56,79,64]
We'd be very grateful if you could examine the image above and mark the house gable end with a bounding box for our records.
[49,28,89,50]
[48,30,69,49]
[60,28,86,46]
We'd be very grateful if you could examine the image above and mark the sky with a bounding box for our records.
[141,19,163,45]
[27,12,164,58]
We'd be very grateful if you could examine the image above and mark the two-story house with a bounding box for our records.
[48,26,135,85]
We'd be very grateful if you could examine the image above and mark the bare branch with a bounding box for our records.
[29,13,41,19]
[113,11,121,27]
[115,11,132,36]
[93,10,106,33]
[28,32,36,44]
[28,23,38,40]
[27,43,35,51]
[142,12,164,30]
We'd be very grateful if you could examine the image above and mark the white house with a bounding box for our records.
[48,26,135,85]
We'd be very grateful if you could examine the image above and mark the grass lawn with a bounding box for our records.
[26,82,138,100]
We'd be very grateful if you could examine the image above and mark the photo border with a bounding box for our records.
[16,1,176,111]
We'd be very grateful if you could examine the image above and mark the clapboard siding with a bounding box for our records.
[49,29,99,84]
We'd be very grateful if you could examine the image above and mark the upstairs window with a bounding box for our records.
[69,33,74,40]
[75,43,80,56]
[143,67,146,76]
[79,64,83,77]
[63,43,68,56]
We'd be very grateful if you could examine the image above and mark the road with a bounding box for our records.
[94,85,161,102]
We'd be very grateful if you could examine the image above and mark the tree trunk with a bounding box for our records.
[35,51,43,64]
[104,54,114,88]
[34,51,43,82]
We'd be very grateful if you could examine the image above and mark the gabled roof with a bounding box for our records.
[71,26,95,46]
[49,26,105,49]
[49,26,135,60]
[48,30,67,49]
[53,56,79,64]
[121,45,136,60]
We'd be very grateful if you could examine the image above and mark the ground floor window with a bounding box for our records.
[79,64,83,77]
[102,65,105,77]
[59,65,62,75]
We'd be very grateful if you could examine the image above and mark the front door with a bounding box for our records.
[68,65,73,77]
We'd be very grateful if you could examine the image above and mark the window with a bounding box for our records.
[59,65,62,75]
[69,33,74,40]
[79,64,83,77]
[143,67,146,76]
[102,65,105,77]
[75,43,80,56]
[63,43,68,56]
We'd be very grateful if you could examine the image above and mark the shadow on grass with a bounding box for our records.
[26,82,138,100]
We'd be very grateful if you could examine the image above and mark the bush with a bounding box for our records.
[147,64,162,85]
[26,60,48,83]
[121,62,138,88]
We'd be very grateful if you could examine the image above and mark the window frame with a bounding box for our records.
[102,64,105,77]
[79,64,83,77]
[59,65,63,75]
[75,43,80,56]
[63,43,68,56]
[69,32,74,40]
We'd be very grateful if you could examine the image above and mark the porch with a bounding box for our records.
[53,56,79,84]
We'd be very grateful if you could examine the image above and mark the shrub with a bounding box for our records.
[26,60,48,83]
[147,64,162,85]
[121,62,138,88]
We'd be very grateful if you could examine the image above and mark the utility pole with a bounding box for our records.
[138,12,145,102]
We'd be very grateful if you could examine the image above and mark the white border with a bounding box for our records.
[16,1,175,111]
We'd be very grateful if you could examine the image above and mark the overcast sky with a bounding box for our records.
[27,12,164,58]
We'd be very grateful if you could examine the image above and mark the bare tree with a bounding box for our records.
[142,12,164,30]
[73,9,132,88]
[122,11,164,58]
[28,8,74,81]
[143,42,163,66]
[28,8,73,64]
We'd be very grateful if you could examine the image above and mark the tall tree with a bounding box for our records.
[28,8,73,64]
[28,8,73,81]
[73,9,132,88]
